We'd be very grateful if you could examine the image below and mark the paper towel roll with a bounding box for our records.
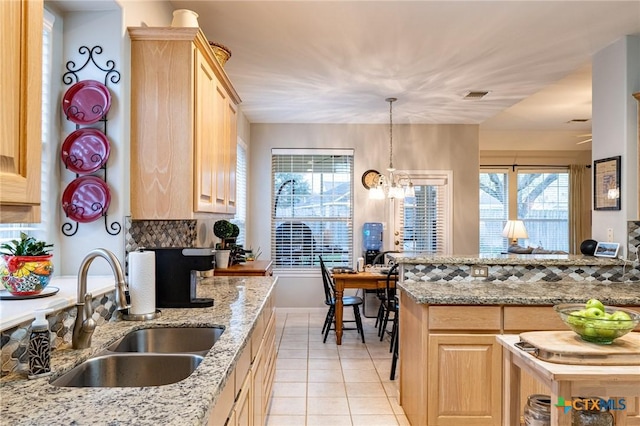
[128,250,156,315]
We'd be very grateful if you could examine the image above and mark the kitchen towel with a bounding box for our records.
[128,250,156,315]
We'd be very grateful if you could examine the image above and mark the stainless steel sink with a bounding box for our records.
[51,353,203,387]
[107,326,225,355]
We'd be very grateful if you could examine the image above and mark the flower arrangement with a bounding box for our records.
[0,233,54,295]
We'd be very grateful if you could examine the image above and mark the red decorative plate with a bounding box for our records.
[61,128,111,174]
[62,176,111,223]
[62,80,111,125]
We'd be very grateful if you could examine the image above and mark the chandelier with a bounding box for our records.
[369,98,415,200]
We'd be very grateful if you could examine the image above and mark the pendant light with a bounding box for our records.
[369,98,415,199]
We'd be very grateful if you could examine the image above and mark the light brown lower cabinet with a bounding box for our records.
[208,294,275,426]
[398,293,640,426]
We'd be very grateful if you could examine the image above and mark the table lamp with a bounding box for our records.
[502,220,528,246]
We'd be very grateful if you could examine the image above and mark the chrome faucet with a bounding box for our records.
[72,248,130,349]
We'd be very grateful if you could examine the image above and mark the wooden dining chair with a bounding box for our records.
[379,263,399,345]
[319,256,365,343]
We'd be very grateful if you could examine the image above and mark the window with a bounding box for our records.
[394,173,451,255]
[479,171,509,254]
[518,171,569,251]
[231,139,247,246]
[0,10,54,245]
[271,149,353,269]
[479,168,569,253]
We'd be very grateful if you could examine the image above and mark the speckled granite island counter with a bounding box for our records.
[392,254,640,426]
[1,276,277,426]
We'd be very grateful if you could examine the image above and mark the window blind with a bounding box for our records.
[396,175,451,255]
[271,149,354,269]
[231,139,247,246]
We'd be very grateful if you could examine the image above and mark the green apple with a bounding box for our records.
[610,310,632,321]
[567,310,587,326]
[582,323,600,337]
[595,328,616,339]
[583,307,605,318]
[585,298,605,312]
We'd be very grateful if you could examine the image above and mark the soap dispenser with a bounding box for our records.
[28,309,52,379]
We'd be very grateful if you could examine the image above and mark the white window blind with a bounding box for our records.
[395,174,451,255]
[231,139,247,246]
[271,149,353,269]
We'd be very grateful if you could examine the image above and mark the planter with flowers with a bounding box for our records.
[0,233,54,295]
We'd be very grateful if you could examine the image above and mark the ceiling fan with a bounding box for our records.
[576,134,592,145]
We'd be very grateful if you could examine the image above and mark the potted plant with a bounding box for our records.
[213,220,237,268]
[0,232,54,295]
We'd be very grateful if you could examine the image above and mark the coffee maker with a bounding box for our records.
[147,247,215,308]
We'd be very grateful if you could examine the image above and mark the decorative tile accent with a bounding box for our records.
[402,262,639,283]
[124,217,197,253]
[628,221,640,261]
[0,293,118,377]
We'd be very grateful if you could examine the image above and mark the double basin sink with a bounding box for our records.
[51,326,225,388]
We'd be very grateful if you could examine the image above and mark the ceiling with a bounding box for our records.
[168,1,639,139]
[51,0,640,150]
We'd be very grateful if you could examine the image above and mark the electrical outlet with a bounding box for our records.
[471,265,488,278]
[607,228,614,242]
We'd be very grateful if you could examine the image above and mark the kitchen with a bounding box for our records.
[2,0,640,425]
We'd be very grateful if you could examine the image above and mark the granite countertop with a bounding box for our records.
[0,276,277,426]
[391,253,626,266]
[398,279,640,306]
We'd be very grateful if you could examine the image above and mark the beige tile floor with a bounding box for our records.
[266,309,409,426]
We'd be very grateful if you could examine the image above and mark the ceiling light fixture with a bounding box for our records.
[369,98,415,200]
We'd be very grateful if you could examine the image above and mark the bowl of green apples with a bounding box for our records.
[554,299,640,344]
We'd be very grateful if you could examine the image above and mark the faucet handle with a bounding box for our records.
[83,293,96,326]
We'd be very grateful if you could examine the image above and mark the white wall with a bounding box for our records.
[248,123,479,307]
[45,0,172,275]
[592,35,640,255]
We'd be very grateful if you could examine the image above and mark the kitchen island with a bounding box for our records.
[393,254,640,426]
[0,275,277,426]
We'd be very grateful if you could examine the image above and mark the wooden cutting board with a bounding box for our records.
[518,331,640,365]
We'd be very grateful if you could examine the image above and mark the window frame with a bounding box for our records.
[479,166,569,254]
[271,148,354,271]
[391,171,452,255]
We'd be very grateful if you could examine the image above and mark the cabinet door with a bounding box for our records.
[0,0,43,223]
[428,334,502,426]
[251,342,264,426]
[235,372,252,426]
[213,84,229,213]
[194,49,217,213]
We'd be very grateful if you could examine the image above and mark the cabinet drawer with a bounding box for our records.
[428,306,501,331]
[503,306,567,332]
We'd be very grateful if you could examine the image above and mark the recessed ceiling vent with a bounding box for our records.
[567,118,590,123]
[463,91,490,100]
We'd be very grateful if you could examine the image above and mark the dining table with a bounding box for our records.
[331,270,395,344]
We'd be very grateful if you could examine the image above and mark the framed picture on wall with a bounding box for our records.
[593,155,621,210]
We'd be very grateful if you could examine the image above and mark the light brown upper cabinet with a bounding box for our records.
[128,27,240,219]
[0,0,43,223]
